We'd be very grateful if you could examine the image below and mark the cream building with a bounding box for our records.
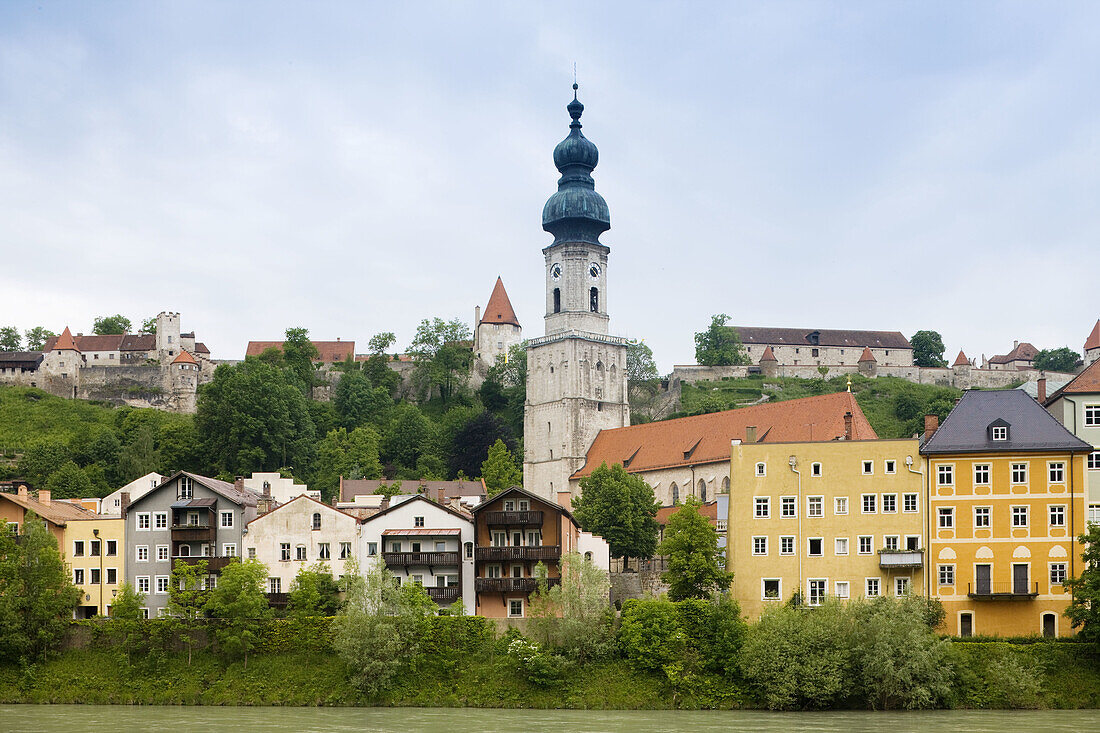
[242,472,319,504]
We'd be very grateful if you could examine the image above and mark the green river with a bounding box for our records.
[1,705,1096,732]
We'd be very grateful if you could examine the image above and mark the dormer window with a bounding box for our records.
[988,419,1010,442]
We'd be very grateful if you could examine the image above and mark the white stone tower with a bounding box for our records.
[155,311,181,360]
[523,86,630,503]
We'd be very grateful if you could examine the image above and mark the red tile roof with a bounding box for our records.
[1047,357,1100,401]
[120,334,155,351]
[1085,320,1100,351]
[656,501,718,526]
[245,340,355,362]
[480,277,520,327]
[858,347,876,363]
[44,333,156,352]
[759,346,777,362]
[952,350,969,367]
[172,350,198,365]
[52,327,79,352]
[988,342,1038,364]
[734,327,911,350]
[573,392,877,479]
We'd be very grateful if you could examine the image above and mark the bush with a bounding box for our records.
[618,599,687,673]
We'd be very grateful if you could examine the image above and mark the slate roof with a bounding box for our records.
[245,340,355,362]
[360,493,473,526]
[988,342,1038,365]
[130,471,258,510]
[480,276,521,327]
[0,351,44,370]
[1046,357,1100,402]
[573,392,876,478]
[920,389,1092,455]
[338,478,486,504]
[733,327,911,350]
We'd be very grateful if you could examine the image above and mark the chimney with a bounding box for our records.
[38,489,51,505]
[262,482,271,498]
[557,490,573,509]
[18,485,28,499]
[1037,375,1047,403]
[1013,340,1019,350]
[924,415,939,442]
[120,491,131,518]
[843,412,853,441]
[745,425,758,443]
[235,476,244,492]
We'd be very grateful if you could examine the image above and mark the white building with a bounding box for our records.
[100,472,163,515]
[242,472,318,504]
[360,495,475,611]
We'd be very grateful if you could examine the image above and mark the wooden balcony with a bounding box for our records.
[426,586,461,603]
[475,545,561,563]
[967,582,1039,600]
[878,549,924,569]
[382,551,460,567]
[173,556,234,572]
[171,524,215,543]
[474,576,560,594]
[483,510,543,527]
[266,592,289,608]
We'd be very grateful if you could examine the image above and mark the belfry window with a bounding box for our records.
[590,287,599,312]
[553,288,561,313]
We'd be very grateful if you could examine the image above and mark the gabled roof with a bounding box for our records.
[1046,357,1100,402]
[480,276,520,327]
[172,350,198,365]
[44,332,156,352]
[120,334,156,351]
[53,327,79,352]
[471,486,577,526]
[1085,320,1100,351]
[952,350,970,367]
[339,478,486,504]
[573,392,876,479]
[360,493,473,526]
[921,389,1091,455]
[0,351,44,369]
[758,346,777,363]
[0,491,98,526]
[245,340,354,362]
[858,347,876,363]
[733,327,911,350]
[246,493,357,527]
[130,471,258,510]
[988,342,1038,364]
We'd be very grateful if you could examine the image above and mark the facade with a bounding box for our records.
[244,495,359,604]
[360,495,475,611]
[572,391,877,507]
[523,87,630,502]
[63,515,125,618]
[474,276,523,370]
[124,472,258,617]
[242,472,319,504]
[101,472,163,515]
[733,327,914,367]
[728,439,925,621]
[922,390,1091,637]
[1043,357,1100,523]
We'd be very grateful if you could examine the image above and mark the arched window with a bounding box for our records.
[312,513,321,530]
[671,483,679,506]
[553,288,561,313]
[590,287,599,312]
[584,551,593,562]
[698,479,707,502]
[721,476,730,493]
[1042,612,1057,637]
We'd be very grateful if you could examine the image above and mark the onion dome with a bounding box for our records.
[542,84,611,246]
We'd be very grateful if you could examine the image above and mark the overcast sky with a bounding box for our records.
[2,2,1098,372]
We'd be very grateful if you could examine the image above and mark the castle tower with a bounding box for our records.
[474,277,523,369]
[523,86,630,503]
[1084,320,1100,367]
[155,312,182,360]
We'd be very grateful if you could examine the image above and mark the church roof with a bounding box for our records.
[733,327,911,350]
[172,350,198,365]
[858,347,876,363]
[572,392,877,479]
[481,277,520,327]
[953,350,970,367]
[53,327,80,352]
[1085,320,1100,351]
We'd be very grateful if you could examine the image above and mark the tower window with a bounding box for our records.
[590,287,599,312]
[553,288,561,313]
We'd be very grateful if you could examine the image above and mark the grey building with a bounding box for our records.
[124,471,258,617]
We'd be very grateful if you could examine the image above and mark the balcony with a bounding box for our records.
[171,524,215,543]
[382,551,460,567]
[483,510,543,527]
[476,545,562,563]
[475,576,561,594]
[426,586,461,603]
[967,582,1039,600]
[266,592,289,608]
[878,549,924,569]
[173,556,234,572]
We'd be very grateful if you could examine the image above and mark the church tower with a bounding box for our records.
[523,86,630,503]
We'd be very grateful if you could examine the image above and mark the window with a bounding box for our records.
[137,576,150,594]
[1012,506,1029,527]
[762,579,781,600]
[939,564,955,585]
[486,565,502,579]
[411,574,424,585]
[340,542,352,559]
[220,511,234,528]
[223,543,237,557]
[755,462,767,477]
[834,497,848,515]
[136,513,150,530]
[508,599,524,618]
[903,493,918,513]
[589,286,598,313]
[155,576,169,595]
[938,507,954,529]
[882,494,897,513]
[992,426,1008,441]
[312,513,322,530]
[884,459,896,474]
[808,579,826,606]
[504,500,515,511]
[862,494,876,513]
[974,506,991,528]
[835,581,850,599]
[1011,463,1028,484]
[808,538,823,556]
[552,288,560,313]
[73,568,85,585]
[974,464,991,485]
[280,543,291,561]
[296,545,307,561]
[781,496,797,517]
[154,512,167,529]
[937,465,954,487]
[269,577,281,594]
[754,497,770,518]
[780,536,794,555]
[1085,404,1100,427]
[862,460,873,475]
[90,568,101,585]
[464,542,473,559]
[414,516,425,528]
[811,462,822,477]
[318,543,330,560]
[1050,563,1067,586]
[156,545,169,561]
[1049,505,1066,527]
[895,577,910,596]
[247,547,256,559]
[1089,452,1100,470]
[106,540,117,556]
[492,531,507,547]
[107,568,117,584]
[1049,462,1065,483]
[527,531,542,547]
[884,535,900,551]
[835,538,848,555]
[136,545,149,562]
[752,536,768,555]
[179,476,193,499]
[73,540,85,557]
[367,542,377,556]
[1090,504,1100,525]
[858,536,873,554]
[807,496,823,517]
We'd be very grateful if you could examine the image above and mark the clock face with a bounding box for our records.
[589,263,601,279]
[550,263,562,281]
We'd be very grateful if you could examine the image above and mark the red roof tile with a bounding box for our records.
[245,340,355,362]
[952,350,969,367]
[53,327,79,352]
[858,347,876,363]
[1047,357,1100,400]
[480,277,520,327]
[573,392,877,478]
[1085,320,1100,351]
[759,346,777,362]
[988,342,1038,364]
[656,501,718,526]
[172,350,198,365]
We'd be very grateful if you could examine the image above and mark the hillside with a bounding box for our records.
[0,387,119,453]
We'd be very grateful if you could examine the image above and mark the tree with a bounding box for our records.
[408,317,472,404]
[140,317,157,335]
[334,370,393,430]
[288,563,343,617]
[282,327,320,393]
[313,426,383,502]
[617,598,687,673]
[0,326,20,351]
[1065,523,1100,642]
[910,330,947,368]
[111,582,145,621]
[529,552,612,662]
[23,327,56,351]
[1034,347,1080,373]
[0,511,81,663]
[449,410,515,479]
[167,559,209,665]
[107,581,147,664]
[572,463,659,561]
[694,314,749,366]
[481,344,527,436]
[627,340,659,383]
[92,314,132,335]
[382,403,436,475]
[118,423,161,482]
[480,439,522,496]
[659,497,733,600]
[17,440,73,486]
[45,461,93,499]
[206,558,271,668]
[368,332,396,355]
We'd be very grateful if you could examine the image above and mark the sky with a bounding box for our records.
[1,2,1098,373]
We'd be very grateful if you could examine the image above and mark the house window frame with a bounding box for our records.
[1048,462,1065,484]
[938,564,955,586]
[807,537,824,557]
[811,462,822,477]
[974,506,991,528]
[1012,505,1029,527]
[136,545,149,562]
[508,598,525,618]
[1011,463,1028,485]
[156,544,169,562]
[153,512,168,529]
[155,575,169,595]
[1050,562,1067,586]
[220,511,234,529]
[834,496,848,515]
[974,463,991,485]
[862,460,873,475]
[762,578,782,601]
[807,579,827,606]
[882,493,897,513]
[1084,404,1100,427]
[1049,505,1066,527]
[754,497,770,519]
[884,460,896,474]
[806,495,824,518]
[861,494,877,514]
[895,577,910,597]
[755,462,767,477]
[136,512,151,531]
[938,507,954,529]
[1088,452,1100,470]
[835,581,850,599]
[779,535,795,555]
[865,577,880,597]
[937,464,954,487]
[780,496,797,518]
[858,535,873,555]
[752,536,768,556]
[992,425,1008,441]
[902,493,918,513]
[834,537,848,556]
[136,576,150,594]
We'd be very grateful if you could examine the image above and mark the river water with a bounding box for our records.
[1,705,1095,732]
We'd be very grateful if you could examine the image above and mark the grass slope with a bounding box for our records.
[0,386,118,453]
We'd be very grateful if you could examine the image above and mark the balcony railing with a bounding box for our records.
[171,525,215,542]
[474,577,561,594]
[426,586,461,603]
[878,549,924,569]
[266,592,289,607]
[967,581,1039,600]
[173,556,234,572]
[475,545,562,562]
[483,510,544,527]
[382,551,460,567]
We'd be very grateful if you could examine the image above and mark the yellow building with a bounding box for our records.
[63,515,125,618]
[922,390,1091,637]
[729,438,925,620]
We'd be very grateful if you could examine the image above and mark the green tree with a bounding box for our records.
[313,426,383,503]
[111,582,145,621]
[206,558,271,668]
[287,563,343,617]
[910,330,947,368]
[381,403,437,474]
[281,327,320,394]
[167,559,209,665]
[617,598,687,673]
[1034,347,1080,373]
[480,438,522,496]
[408,317,472,404]
[24,327,56,351]
[157,418,202,474]
[118,423,161,482]
[0,511,81,663]
[92,314,132,335]
[1065,523,1100,642]
[0,326,20,351]
[45,461,93,499]
[694,314,750,366]
[333,370,393,430]
[450,411,515,480]
[627,340,659,383]
[107,581,147,664]
[140,317,157,335]
[529,552,612,662]
[17,440,73,486]
[659,497,733,600]
[368,332,396,355]
[572,463,660,561]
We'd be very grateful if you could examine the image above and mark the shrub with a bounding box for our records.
[618,598,687,673]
